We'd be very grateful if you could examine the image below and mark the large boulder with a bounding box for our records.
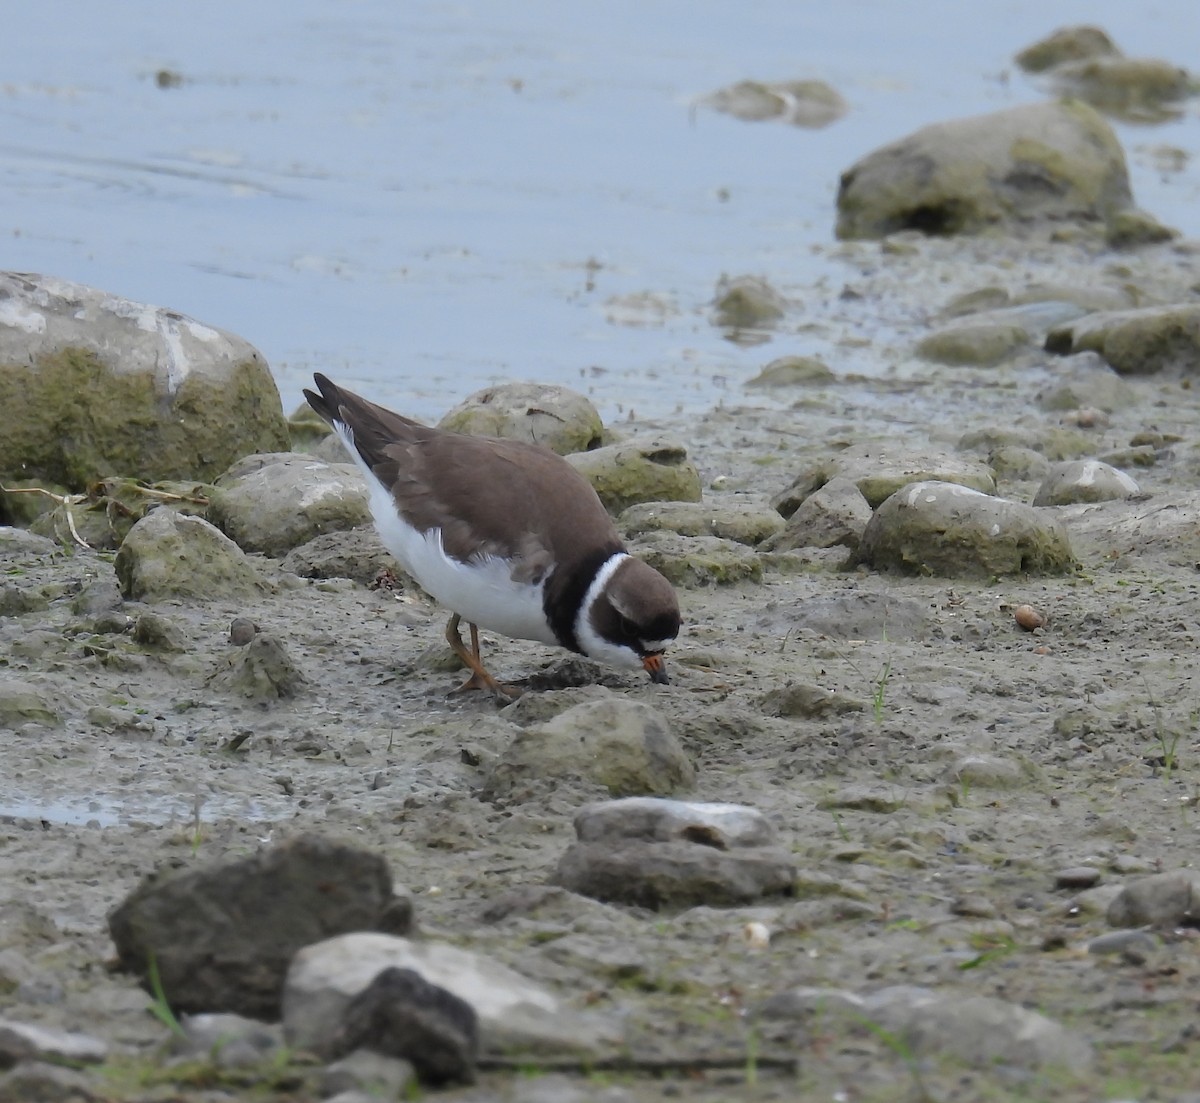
[836,101,1132,239]
[0,273,289,490]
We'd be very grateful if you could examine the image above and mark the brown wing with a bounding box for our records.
[305,374,622,583]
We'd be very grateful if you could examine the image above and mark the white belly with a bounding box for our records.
[347,435,558,646]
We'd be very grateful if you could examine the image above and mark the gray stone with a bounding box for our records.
[331,967,478,1086]
[0,586,47,617]
[820,784,907,813]
[763,477,871,551]
[554,839,796,910]
[208,454,370,557]
[1033,460,1140,506]
[701,80,847,128]
[0,1018,107,1066]
[320,1049,414,1100]
[484,697,693,800]
[0,680,60,729]
[132,612,188,653]
[1050,56,1194,125]
[855,480,1074,577]
[69,572,123,617]
[745,355,835,388]
[774,443,996,514]
[1087,930,1160,959]
[619,498,783,546]
[1106,870,1200,928]
[566,437,702,514]
[0,272,288,490]
[945,754,1033,789]
[988,446,1052,481]
[0,528,59,559]
[115,509,269,602]
[283,932,615,1060]
[573,797,777,849]
[836,101,1131,239]
[438,382,603,456]
[915,317,1032,366]
[0,1060,101,1102]
[1046,304,1200,375]
[173,1013,284,1068]
[107,834,397,1018]
[207,634,307,700]
[761,682,863,719]
[710,274,785,330]
[281,526,402,585]
[630,531,761,588]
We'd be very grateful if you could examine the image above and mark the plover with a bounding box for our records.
[304,374,681,701]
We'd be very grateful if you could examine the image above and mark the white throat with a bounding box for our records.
[573,551,642,671]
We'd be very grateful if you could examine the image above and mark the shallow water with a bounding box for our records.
[2,1,1197,422]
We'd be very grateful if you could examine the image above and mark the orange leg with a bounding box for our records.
[444,614,521,704]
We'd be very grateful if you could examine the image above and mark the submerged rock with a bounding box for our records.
[836,101,1131,239]
[438,382,603,455]
[855,480,1074,577]
[566,437,702,513]
[1049,56,1195,124]
[745,355,835,388]
[1014,25,1120,73]
[0,272,288,490]
[710,275,786,331]
[700,79,847,128]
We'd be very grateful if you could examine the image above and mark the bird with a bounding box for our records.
[303,373,681,702]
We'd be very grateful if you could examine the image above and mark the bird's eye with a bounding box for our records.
[618,615,637,637]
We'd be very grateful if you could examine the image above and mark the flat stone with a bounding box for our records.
[1055,866,1102,890]
[630,531,762,588]
[1107,870,1200,928]
[0,1018,108,1065]
[619,498,783,546]
[573,797,777,849]
[1046,303,1200,375]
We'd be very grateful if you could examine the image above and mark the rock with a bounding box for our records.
[229,617,258,646]
[1106,207,1178,248]
[701,79,847,127]
[0,528,59,560]
[172,1013,284,1069]
[331,967,478,1086]
[566,437,702,514]
[773,443,996,515]
[0,680,60,728]
[1055,867,1102,890]
[69,571,123,616]
[768,590,931,641]
[114,509,269,603]
[320,1050,414,1100]
[0,586,48,617]
[761,682,863,719]
[914,318,1032,366]
[131,612,188,652]
[1015,25,1120,72]
[1050,56,1194,124]
[944,754,1032,789]
[630,531,761,588]
[283,932,614,1060]
[820,784,907,813]
[957,425,1095,462]
[1106,870,1200,928]
[0,1018,108,1066]
[745,355,835,388]
[1037,353,1136,412]
[438,383,603,456]
[0,1061,102,1102]
[618,499,783,546]
[760,986,1091,1072]
[762,477,871,551]
[1032,460,1140,506]
[483,697,694,800]
[1087,930,1160,960]
[207,634,307,700]
[989,446,1051,481]
[0,272,288,490]
[208,454,371,557]
[554,839,796,910]
[281,527,403,585]
[836,101,1131,239]
[855,481,1074,577]
[1046,304,1200,375]
[573,797,778,848]
[710,275,785,331]
[107,834,398,1018]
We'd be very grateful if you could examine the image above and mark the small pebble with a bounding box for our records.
[1055,866,1101,890]
[741,921,771,949]
[1014,604,1047,631]
[229,617,258,646]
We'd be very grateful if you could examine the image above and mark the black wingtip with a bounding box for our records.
[304,373,339,425]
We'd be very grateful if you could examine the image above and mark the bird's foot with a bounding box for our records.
[445,614,522,705]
